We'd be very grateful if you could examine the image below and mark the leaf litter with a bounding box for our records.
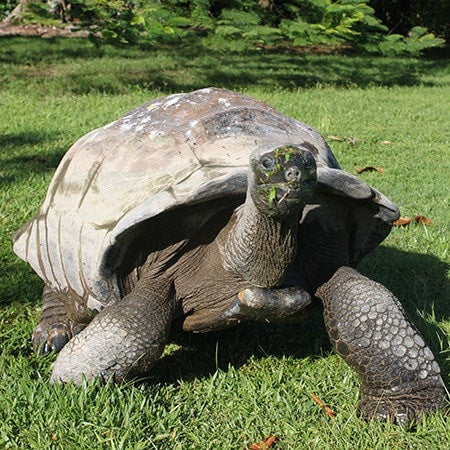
[393,215,433,226]
[248,435,280,449]
[355,166,384,174]
[311,394,337,418]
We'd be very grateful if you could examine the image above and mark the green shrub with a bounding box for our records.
[2,1,445,56]
[207,8,281,51]
[0,0,19,21]
[69,0,192,45]
[378,26,445,57]
[21,1,61,26]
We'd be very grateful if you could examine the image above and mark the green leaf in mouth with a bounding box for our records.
[268,185,277,205]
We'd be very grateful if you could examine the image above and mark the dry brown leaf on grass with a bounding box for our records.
[412,215,433,225]
[393,215,433,226]
[379,140,392,145]
[327,135,362,146]
[327,135,345,141]
[311,394,337,418]
[346,137,362,146]
[393,217,412,226]
[355,166,384,174]
[248,435,280,449]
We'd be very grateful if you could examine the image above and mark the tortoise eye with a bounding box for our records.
[261,156,274,171]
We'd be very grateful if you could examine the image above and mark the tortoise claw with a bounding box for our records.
[32,323,71,354]
[47,326,70,352]
[358,399,414,425]
[358,386,448,425]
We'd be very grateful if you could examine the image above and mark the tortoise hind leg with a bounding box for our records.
[316,266,447,424]
[32,286,86,354]
[50,276,178,384]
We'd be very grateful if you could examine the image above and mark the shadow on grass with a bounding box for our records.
[140,245,449,386]
[0,132,65,185]
[1,37,448,93]
[0,265,42,302]
[0,37,110,64]
[0,131,59,147]
[65,49,447,93]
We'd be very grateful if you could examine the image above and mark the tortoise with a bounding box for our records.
[13,87,446,423]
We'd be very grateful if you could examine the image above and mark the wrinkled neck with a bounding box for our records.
[220,195,300,288]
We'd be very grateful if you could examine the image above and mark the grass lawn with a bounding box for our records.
[0,37,449,448]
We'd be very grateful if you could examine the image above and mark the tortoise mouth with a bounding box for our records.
[256,182,308,206]
[278,187,303,203]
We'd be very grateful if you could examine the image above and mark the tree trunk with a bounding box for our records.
[1,0,34,25]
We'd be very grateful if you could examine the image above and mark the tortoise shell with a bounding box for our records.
[13,88,399,311]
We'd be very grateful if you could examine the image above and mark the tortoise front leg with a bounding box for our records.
[234,286,312,322]
[51,277,177,384]
[316,266,447,424]
[183,286,311,332]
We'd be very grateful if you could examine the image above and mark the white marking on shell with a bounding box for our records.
[147,102,161,111]
[190,120,199,127]
[218,98,231,107]
[148,130,165,139]
[163,95,182,108]
[137,115,152,125]
[119,122,134,132]
[199,88,212,93]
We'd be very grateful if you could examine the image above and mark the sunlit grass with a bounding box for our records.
[0,37,449,448]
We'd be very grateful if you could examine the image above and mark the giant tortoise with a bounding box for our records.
[13,87,446,423]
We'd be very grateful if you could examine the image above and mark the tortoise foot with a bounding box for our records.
[358,386,448,425]
[32,322,71,354]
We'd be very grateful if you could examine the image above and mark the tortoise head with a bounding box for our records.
[248,145,317,217]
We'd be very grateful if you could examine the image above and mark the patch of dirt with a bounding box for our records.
[0,23,90,38]
[258,43,353,55]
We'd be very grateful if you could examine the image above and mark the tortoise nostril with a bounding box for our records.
[285,167,301,182]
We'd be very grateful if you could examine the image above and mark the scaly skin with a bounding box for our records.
[316,266,448,424]
[51,277,177,383]
[220,146,316,288]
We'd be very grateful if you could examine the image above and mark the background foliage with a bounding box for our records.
[0,0,19,19]
[1,0,446,56]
